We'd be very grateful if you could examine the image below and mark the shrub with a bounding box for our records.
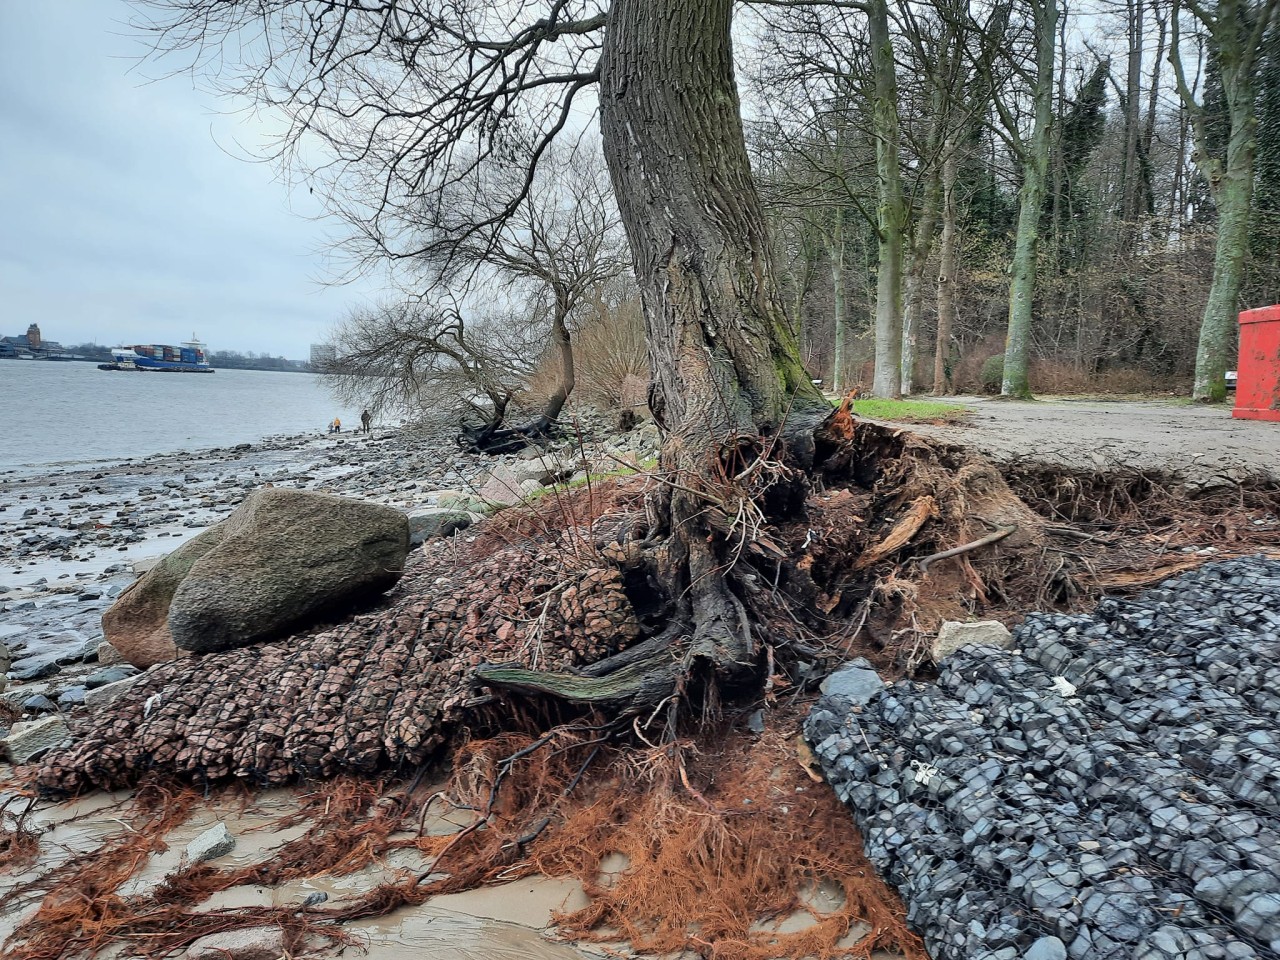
[980,354,1004,394]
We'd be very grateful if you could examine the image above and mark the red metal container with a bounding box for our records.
[1233,305,1280,422]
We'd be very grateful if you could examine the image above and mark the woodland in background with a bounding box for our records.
[745,0,1280,399]
[311,0,1280,414]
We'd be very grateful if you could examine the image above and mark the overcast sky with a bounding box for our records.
[0,2,385,359]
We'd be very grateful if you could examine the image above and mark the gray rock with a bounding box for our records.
[1025,937,1068,960]
[167,488,410,655]
[83,673,145,710]
[405,507,478,546]
[185,823,236,864]
[85,664,139,689]
[10,658,61,682]
[185,926,283,960]
[820,659,886,707]
[96,641,125,665]
[1,715,70,764]
[476,464,526,506]
[23,694,58,712]
[932,620,1013,662]
[57,686,87,708]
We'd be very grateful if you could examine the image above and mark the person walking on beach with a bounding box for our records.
[361,409,372,434]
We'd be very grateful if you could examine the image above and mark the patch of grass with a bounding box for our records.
[846,398,974,425]
[524,457,659,502]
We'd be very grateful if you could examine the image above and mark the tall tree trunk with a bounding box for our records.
[1001,0,1058,399]
[1170,0,1277,400]
[598,0,828,681]
[829,207,849,393]
[1194,100,1256,400]
[869,0,905,399]
[902,168,941,396]
[1121,0,1145,224]
[538,298,576,426]
[934,145,960,395]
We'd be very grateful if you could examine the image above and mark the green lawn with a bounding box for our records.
[847,397,973,425]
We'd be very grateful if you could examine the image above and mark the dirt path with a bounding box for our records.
[901,398,1280,485]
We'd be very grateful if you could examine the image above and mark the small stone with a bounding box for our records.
[83,673,145,710]
[933,620,1013,661]
[185,926,284,960]
[1025,936,1068,960]
[0,715,71,764]
[85,665,139,689]
[96,642,125,665]
[185,823,236,864]
[820,659,886,706]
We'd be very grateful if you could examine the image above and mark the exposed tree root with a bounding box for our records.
[18,402,1280,958]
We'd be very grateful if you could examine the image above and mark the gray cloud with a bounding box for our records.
[0,1,383,359]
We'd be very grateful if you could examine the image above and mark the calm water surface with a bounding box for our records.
[0,361,365,472]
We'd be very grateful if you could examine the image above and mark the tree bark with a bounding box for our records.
[1194,99,1256,400]
[1170,0,1277,400]
[598,0,828,689]
[538,298,576,426]
[934,145,960,395]
[1001,0,1058,400]
[869,0,905,399]
[902,169,941,396]
[829,207,849,393]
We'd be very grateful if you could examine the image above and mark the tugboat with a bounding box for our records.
[100,335,215,372]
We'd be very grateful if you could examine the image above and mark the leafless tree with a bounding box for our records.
[323,298,543,429]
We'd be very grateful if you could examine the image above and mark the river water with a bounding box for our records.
[0,360,366,473]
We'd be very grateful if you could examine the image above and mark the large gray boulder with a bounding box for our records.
[167,488,408,654]
[102,526,226,668]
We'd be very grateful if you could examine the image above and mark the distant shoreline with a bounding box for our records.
[0,355,320,374]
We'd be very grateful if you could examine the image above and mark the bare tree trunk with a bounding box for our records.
[828,207,849,393]
[1170,0,1277,400]
[869,0,905,399]
[538,299,576,426]
[902,168,941,396]
[1001,0,1058,399]
[934,145,960,395]
[1122,0,1145,224]
[599,0,828,685]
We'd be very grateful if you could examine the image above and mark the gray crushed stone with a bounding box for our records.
[806,556,1280,960]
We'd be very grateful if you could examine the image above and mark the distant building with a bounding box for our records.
[310,343,337,370]
[1,324,66,358]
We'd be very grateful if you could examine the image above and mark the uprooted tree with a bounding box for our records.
[127,0,1167,727]
[20,7,1280,956]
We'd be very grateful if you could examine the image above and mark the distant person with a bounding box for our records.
[329,418,341,434]
[361,409,372,434]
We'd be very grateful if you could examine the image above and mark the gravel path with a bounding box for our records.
[807,556,1280,960]
[903,399,1280,486]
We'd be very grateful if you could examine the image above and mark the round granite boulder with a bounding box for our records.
[166,488,409,654]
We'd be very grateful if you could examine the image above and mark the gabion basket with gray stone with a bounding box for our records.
[806,556,1280,960]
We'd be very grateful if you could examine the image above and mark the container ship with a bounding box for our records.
[99,336,215,373]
